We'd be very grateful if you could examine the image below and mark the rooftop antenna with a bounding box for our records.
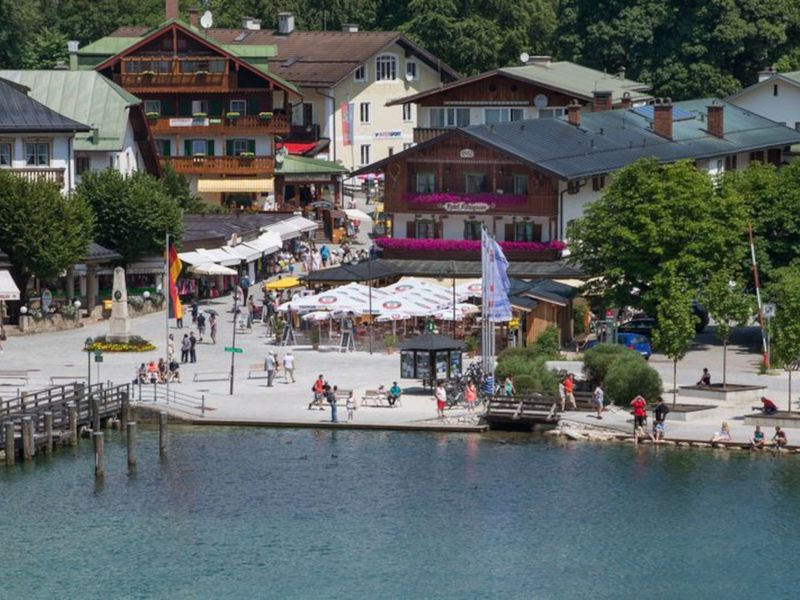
[519,52,530,65]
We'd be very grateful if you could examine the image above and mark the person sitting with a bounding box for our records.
[652,420,666,443]
[761,396,778,415]
[146,361,158,384]
[697,368,712,386]
[388,381,402,407]
[750,425,765,450]
[168,359,181,383]
[136,363,147,384]
[710,421,732,444]
[157,358,168,384]
[772,426,788,449]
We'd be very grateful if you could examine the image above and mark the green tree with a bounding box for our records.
[650,271,698,406]
[768,266,800,411]
[0,1,40,68]
[21,27,68,69]
[160,164,213,214]
[75,169,183,264]
[569,158,747,316]
[0,171,93,311]
[604,353,662,406]
[700,272,753,387]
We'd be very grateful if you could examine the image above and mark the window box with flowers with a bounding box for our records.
[258,111,274,122]
[226,111,240,121]
[192,112,208,119]
[402,193,528,207]
[146,111,160,121]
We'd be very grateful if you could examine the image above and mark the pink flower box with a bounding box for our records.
[373,238,566,252]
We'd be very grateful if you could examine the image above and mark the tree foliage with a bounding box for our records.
[582,343,632,386]
[604,353,663,406]
[768,266,800,369]
[75,169,183,264]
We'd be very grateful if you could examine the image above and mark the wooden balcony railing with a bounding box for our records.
[161,156,275,175]
[114,73,235,93]
[148,114,290,136]
[5,168,65,187]
[413,127,449,144]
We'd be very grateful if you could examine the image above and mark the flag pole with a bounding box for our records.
[165,230,170,402]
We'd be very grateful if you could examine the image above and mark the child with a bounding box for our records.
[346,392,356,423]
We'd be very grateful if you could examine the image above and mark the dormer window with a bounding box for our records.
[354,65,366,82]
[375,54,397,81]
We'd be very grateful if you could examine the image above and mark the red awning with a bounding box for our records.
[279,141,318,155]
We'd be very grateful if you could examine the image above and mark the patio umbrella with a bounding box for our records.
[264,277,301,290]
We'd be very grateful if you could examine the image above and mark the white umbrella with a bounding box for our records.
[455,280,483,300]
[301,311,331,322]
[343,208,373,222]
[188,262,238,276]
[433,303,480,321]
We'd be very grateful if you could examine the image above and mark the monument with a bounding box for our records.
[107,266,131,343]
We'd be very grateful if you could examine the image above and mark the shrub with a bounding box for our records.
[495,354,559,393]
[149,292,165,308]
[514,374,537,393]
[604,354,663,406]
[583,344,632,385]
[384,334,397,348]
[127,295,144,310]
[309,326,321,346]
[532,325,561,359]
[465,335,478,354]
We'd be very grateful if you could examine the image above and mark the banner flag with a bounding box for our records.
[341,102,354,146]
[168,245,183,320]
[481,229,512,322]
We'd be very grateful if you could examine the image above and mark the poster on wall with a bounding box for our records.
[415,353,431,381]
[341,102,354,146]
[401,351,415,379]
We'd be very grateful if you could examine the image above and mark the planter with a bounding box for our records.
[146,112,159,121]
[258,112,274,122]
[679,383,767,403]
[226,112,240,120]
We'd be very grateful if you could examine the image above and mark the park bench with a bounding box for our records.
[361,389,401,408]
[49,375,87,385]
[333,388,353,406]
[247,363,269,379]
[193,371,231,383]
[0,370,29,384]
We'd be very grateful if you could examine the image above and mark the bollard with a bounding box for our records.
[93,431,104,478]
[44,412,53,455]
[201,394,205,417]
[4,421,15,466]
[121,393,130,429]
[127,421,137,468]
[68,403,77,446]
[92,397,100,432]
[159,412,168,457]
[21,417,33,461]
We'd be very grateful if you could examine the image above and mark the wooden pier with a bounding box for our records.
[484,394,560,430]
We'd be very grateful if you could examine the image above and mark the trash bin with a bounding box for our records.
[102,300,113,311]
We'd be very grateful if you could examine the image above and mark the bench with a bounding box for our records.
[193,371,232,382]
[334,388,353,406]
[361,389,401,408]
[50,375,88,385]
[0,370,29,384]
[247,363,268,379]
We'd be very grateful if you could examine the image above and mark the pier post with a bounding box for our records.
[201,394,205,417]
[92,396,100,432]
[21,417,33,461]
[159,411,168,457]
[44,412,53,455]
[4,421,15,465]
[93,431,104,478]
[68,403,77,446]
[127,421,137,468]
[121,391,130,429]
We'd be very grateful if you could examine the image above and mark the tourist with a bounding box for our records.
[345,391,356,422]
[320,244,330,267]
[209,314,217,344]
[325,384,338,423]
[634,425,654,445]
[191,298,199,324]
[593,383,605,420]
[465,380,477,413]
[503,375,515,397]
[157,358,168,383]
[761,396,778,415]
[241,274,250,303]
[435,380,447,419]
[189,331,197,363]
[480,373,494,397]
[265,351,276,387]
[247,297,256,328]
[772,426,788,449]
[558,376,566,412]
[283,351,296,383]
[653,397,670,426]
[146,361,158,384]
[180,334,190,363]
[309,374,325,410]
[167,333,175,360]
[563,374,577,410]
[388,381,402,407]
[630,395,647,432]
[168,358,181,383]
[196,312,206,342]
[652,420,666,443]
[711,421,732,444]
[136,363,147,384]
[697,368,712,386]
[750,426,765,450]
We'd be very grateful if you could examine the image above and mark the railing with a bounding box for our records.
[5,168,65,187]
[114,72,234,92]
[288,123,321,142]
[148,113,290,135]
[132,381,208,418]
[413,127,449,143]
[162,155,275,175]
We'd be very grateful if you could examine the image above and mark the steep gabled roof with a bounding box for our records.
[0,77,90,133]
[726,71,800,102]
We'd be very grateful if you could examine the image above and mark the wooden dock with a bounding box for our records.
[484,394,560,430]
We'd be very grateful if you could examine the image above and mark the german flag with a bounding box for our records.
[168,245,183,320]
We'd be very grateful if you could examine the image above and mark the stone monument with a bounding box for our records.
[107,266,131,343]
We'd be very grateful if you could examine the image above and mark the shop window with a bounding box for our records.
[463,220,482,240]
[416,172,435,193]
[415,219,436,239]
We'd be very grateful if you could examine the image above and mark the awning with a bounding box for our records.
[343,208,372,222]
[196,248,241,267]
[283,215,318,233]
[265,220,302,241]
[177,251,206,266]
[197,178,274,193]
[0,270,20,300]
[188,262,238,276]
[264,277,301,290]
[222,245,261,263]
[281,141,318,155]
[243,231,282,255]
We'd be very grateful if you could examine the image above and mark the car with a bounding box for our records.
[586,333,653,360]
[618,302,709,338]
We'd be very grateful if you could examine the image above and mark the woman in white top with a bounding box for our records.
[434,381,447,419]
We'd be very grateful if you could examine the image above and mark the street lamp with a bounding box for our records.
[19,306,27,315]
[785,358,800,413]
[143,290,151,300]
[84,336,94,388]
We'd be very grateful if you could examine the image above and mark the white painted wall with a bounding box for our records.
[729,77,800,128]
[2,132,74,193]
[392,213,552,241]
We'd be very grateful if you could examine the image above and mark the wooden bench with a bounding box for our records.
[361,389,401,407]
[247,363,268,379]
[49,375,88,385]
[333,388,353,406]
[0,370,29,384]
[193,371,232,382]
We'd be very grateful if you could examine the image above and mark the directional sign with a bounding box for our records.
[224,346,243,354]
[764,303,776,318]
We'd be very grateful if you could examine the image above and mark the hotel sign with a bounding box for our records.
[169,117,209,127]
[441,201,491,213]
[459,148,475,159]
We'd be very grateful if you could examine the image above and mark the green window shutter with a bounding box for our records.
[247,139,256,153]
[209,98,223,116]
[178,98,191,116]
[184,140,192,156]
[226,140,234,156]
[247,99,259,116]
[161,100,175,117]
[207,140,215,156]
[162,139,171,157]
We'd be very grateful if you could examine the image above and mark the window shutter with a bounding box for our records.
[434,221,443,239]
[247,139,256,153]
[178,98,191,116]
[532,223,543,242]
[406,221,416,239]
[161,100,175,117]
[209,98,223,116]
[226,140,234,156]
[504,224,515,242]
[207,140,215,156]
[248,99,259,116]
[162,140,171,157]
[184,140,192,156]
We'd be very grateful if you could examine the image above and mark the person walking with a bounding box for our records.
[191,299,199,324]
[283,351,296,383]
[465,380,477,414]
[189,331,197,363]
[209,314,217,344]
[325,384,338,423]
[563,374,577,410]
[435,380,447,419]
[196,312,206,342]
[593,383,605,420]
[309,374,325,410]
[180,334,191,363]
[265,351,276,387]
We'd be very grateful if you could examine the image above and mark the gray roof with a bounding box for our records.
[383,259,584,279]
[0,77,90,134]
[460,98,800,180]
[182,213,294,249]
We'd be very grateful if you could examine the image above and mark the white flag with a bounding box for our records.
[481,229,512,322]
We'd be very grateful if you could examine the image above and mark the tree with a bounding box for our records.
[604,352,662,406]
[75,169,182,264]
[650,270,698,406]
[160,164,216,214]
[0,2,40,68]
[0,171,93,311]
[21,27,68,69]
[568,158,747,317]
[768,266,800,412]
[700,272,753,387]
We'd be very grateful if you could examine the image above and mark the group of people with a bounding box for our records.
[712,421,788,450]
[263,350,296,386]
[136,358,181,384]
[308,373,356,423]
[631,395,670,443]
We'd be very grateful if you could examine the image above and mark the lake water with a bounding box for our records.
[3,426,800,599]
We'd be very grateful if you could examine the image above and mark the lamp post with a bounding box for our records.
[230,307,239,396]
[84,336,94,389]
[451,260,457,336]
[785,358,800,413]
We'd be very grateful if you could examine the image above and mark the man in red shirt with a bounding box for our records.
[631,395,647,431]
[308,374,326,410]
[563,374,577,410]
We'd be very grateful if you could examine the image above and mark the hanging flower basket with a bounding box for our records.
[226,111,240,120]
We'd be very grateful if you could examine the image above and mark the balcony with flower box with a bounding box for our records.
[373,237,565,261]
[399,192,557,216]
[148,113,290,136]
[161,155,274,175]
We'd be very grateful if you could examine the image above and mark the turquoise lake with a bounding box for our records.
[3,426,800,599]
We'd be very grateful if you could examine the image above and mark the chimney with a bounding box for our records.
[277,12,295,34]
[653,97,673,140]
[188,8,200,28]
[67,40,79,71]
[592,90,613,112]
[758,66,775,82]
[242,16,262,30]
[165,0,179,20]
[567,99,581,127]
[707,101,724,138]
[342,23,359,33]
[620,91,632,110]
[528,55,551,66]
[54,60,69,70]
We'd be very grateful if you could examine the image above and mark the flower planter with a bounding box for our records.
[403,193,528,207]
[374,237,565,261]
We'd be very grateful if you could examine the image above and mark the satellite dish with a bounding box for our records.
[534,94,548,109]
[519,52,530,64]
[404,72,413,82]
[200,11,213,29]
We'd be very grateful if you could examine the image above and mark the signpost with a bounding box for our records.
[764,303,776,365]
[224,347,243,353]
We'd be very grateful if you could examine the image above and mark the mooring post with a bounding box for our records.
[120,391,130,429]
[68,403,77,446]
[44,412,53,455]
[93,431,104,478]
[4,421,15,466]
[21,416,33,461]
[159,411,168,457]
[127,421,137,468]
[201,394,205,417]
[92,396,100,432]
